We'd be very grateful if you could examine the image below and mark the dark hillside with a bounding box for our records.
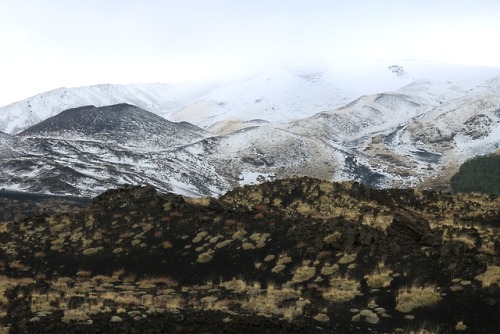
[451,155,500,196]
[18,104,205,148]
[0,177,499,333]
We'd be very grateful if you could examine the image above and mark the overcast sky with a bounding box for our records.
[1,0,499,106]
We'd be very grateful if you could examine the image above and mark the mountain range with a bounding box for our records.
[1,59,500,197]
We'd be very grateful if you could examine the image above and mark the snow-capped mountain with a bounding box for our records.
[1,59,500,197]
[0,82,214,134]
[5,59,497,135]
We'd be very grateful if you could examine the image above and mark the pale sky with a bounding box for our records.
[1,0,500,106]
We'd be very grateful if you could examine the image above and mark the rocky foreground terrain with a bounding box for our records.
[0,177,499,333]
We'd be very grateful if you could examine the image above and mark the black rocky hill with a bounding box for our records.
[0,177,499,333]
[18,104,206,148]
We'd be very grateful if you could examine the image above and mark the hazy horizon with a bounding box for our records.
[1,0,500,106]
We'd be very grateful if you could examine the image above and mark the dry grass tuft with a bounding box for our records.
[62,308,90,323]
[338,253,357,264]
[242,284,305,320]
[395,284,442,313]
[197,251,214,263]
[323,232,341,245]
[364,262,393,288]
[291,265,316,283]
[219,278,252,293]
[185,197,211,207]
[474,265,500,288]
[322,275,361,303]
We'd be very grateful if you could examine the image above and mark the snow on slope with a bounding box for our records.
[166,60,415,129]
[0,82,213,134]
[398,77,500,164]
[2,59,500,196]
[176,59,500,129]
[0,131,22,157]
[19,104,207,149]
[4,58,499,135]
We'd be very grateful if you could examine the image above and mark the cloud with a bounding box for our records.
[0,0,499,105]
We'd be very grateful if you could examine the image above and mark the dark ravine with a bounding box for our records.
[0,177,499,333]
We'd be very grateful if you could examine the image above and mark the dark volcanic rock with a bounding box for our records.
[1,177,499,333]
[386,209,430,242]
[19,103,206,148]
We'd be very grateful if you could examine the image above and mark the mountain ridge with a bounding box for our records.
[3,60,499,135]
[1,61,500,197]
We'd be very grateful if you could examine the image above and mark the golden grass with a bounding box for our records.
[455,321,467,331]
[451,233,477,249]
[322,275,361,303]
[0,324,9,334]
[62,308,91,323]
[241,284,305,320]
[395,284,442,313]
[219,278,251,293]
[201,296,231,311]
[137,276,178,287]
[338,253,357,264]
[184,197,211,206]
[264,254,276,262]
[478,241,497,255]
[474,265,500,288]
[313,313,330,322]
[192,231,209,243]
[323,231,341,245]
[196,251,214,263]
[291,265,316,283]
[364,262,393,288]
[320,263,339,276]
[232,229,247,239]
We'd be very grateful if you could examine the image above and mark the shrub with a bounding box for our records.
[364,265,393,288]
[474,265,500,288]
[450,155,500,196]
[197,252,213,263]
[322,275,361,302]
[291,265,316,283]
[395,284,442,313]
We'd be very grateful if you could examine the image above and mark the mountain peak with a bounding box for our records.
[20,103,205,148]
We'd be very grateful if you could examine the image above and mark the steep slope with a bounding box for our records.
[0,131,16,154]
[0,178,499,333]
